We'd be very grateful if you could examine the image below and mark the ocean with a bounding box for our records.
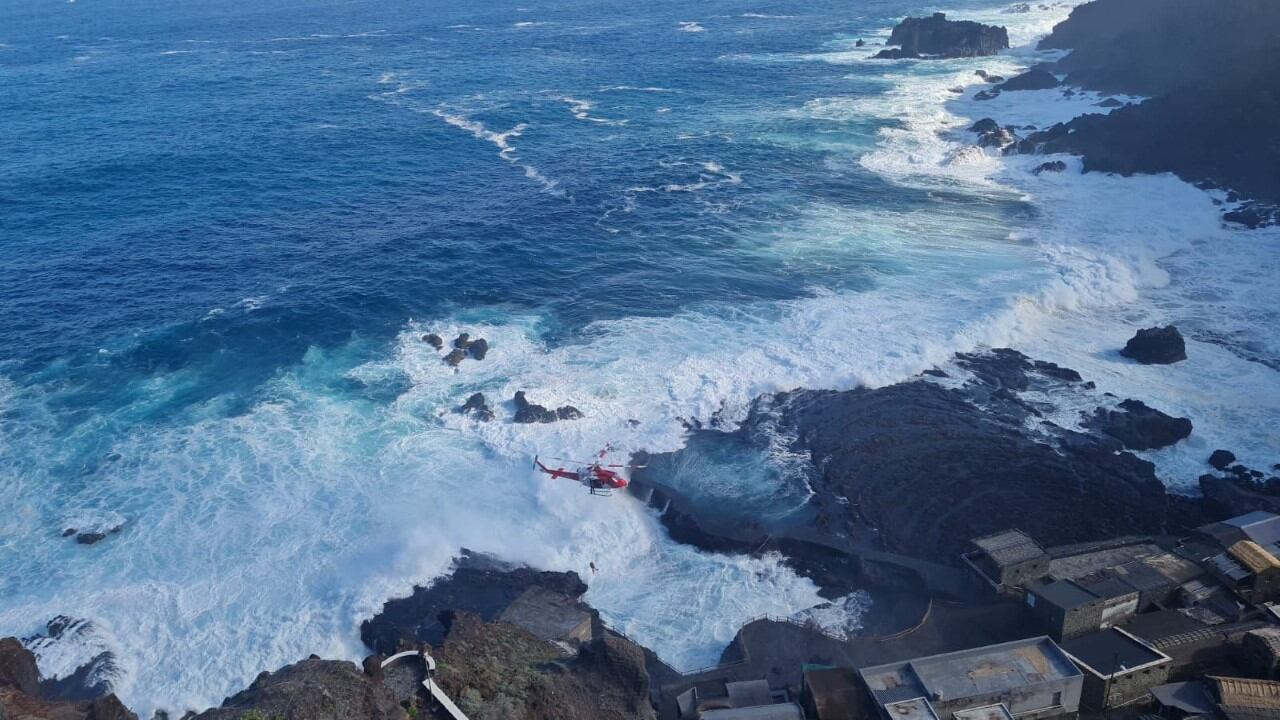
[1,0,1277,714]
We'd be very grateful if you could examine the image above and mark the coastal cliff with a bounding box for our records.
[1019,0,1280,221]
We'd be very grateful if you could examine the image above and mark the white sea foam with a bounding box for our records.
[558,96,627,125]
[678,21,707,33]
[839,0,1280,483]
[6,2,1277,716]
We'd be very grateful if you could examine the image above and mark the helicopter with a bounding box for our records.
[533,444,645,496]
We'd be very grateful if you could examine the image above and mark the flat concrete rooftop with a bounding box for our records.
[861,637,1081,705]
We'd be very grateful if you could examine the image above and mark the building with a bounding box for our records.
[1026,578,1109,641]
[965,531,1051,592]
[1242,628,1280,681]
[1207,676,1280,720]
[860,637,1082,720]
[1149,681,1217,720]
[1120,610,1267,681]
[1024,574,1140,641]
[676,678,803,720]
[802,667,866,720]
[1060,628,1173,710]
[1194,513,1280,605]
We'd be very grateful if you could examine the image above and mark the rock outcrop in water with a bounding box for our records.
[1084,398,1193,451]
[996,67,1059,91]
[1121,325,1187,364]
[637,349,1211,566]
[1010,0,1280,220]
[874,13,1009,59]
[512,391,582,423]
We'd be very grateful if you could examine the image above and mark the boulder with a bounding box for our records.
[512,391,582,424]
[458,393,495,422]
[1209,449,1237,470]
[969,118,1000,134]
[452,333,472,350]
[977,126,1017,148]
[1086,399,1192,451]
[1033,160,1067,175]
[997,67,1060,91]
[872,47,919,60]
[1120,325,1187,364]
[422,334,443,350]
[855,39,866,47]
[443,348,467,367]
[468,338,489,360]
[877,12,1009,59]
[974,89,1001,101]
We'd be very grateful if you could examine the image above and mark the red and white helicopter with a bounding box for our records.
[534,444,645,496]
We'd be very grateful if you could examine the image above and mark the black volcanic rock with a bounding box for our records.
[637,349,1208,565]
[360,551,588,654]
[1209,449,1237,470]
[969,118,1000,134]
[422,333,443,350]
[513,391,581,423]
[875,12,1009,59]
[458,393,494,421]
[872,47,920,60]
[997,67,1059,91]
[1033,160,1067,175]
[1121,325,1187,364]
[1085,398,1192,451]
[468,337,488,360]
[1095,97,1124,108]
[974,89,1001,101]
[452,333,472,350]
[977,126,1018,149]
[1022,0,1280,206]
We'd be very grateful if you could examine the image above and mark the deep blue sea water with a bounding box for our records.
[3,0,1278,713]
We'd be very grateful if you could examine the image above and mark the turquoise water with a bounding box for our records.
[9,0,1275,714]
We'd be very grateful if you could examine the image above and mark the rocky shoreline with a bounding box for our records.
[987,0,1280,225]
[5,1,1279,718]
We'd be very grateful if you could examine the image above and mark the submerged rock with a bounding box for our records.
[1085,399,1193,451]
[875,12,1009,59]
[1120,325,1187,364]
[453,333,472,350]
[974,89,1001,101]
[422,333,443,350]
[1033,160,1067,175]
[1096,97,1124,108]
[443,348,467,367]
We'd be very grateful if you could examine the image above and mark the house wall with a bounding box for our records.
[1098,595,1139,628]
[1079,663,1170,710]
[1027,594,1102,641]
[928,676,1083,720]
[1000,557,1051,588]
